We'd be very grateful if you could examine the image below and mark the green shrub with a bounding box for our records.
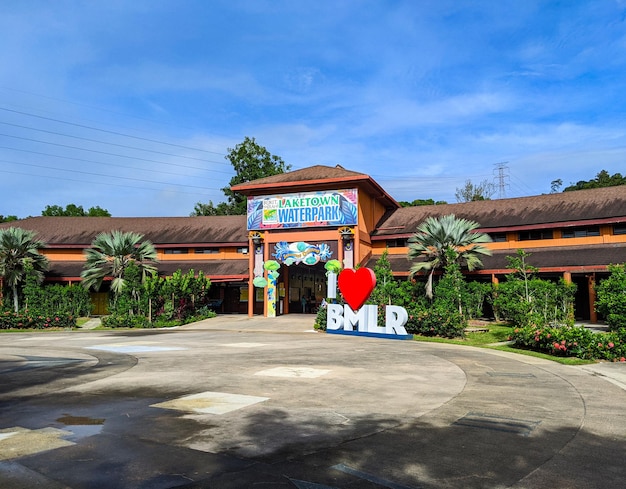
[463,281,492,319]
[406,301,465,337]
[596,264,626,330]
[0,311,75,329]
[510,325,626,361]
[492,277,575,328]
[101,314,152,328]
[314,301,328,330]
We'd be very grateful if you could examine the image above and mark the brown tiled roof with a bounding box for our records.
[46,260,249,280]
[367,243,626,274]
[0,216,248,246]
[372,185,626,237]
[156,260,248,278]
[231,164,368,188]
[230,164,400,209]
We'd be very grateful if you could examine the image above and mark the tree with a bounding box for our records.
[192,201,235,216]
[42,204,111,217]
[0,227,49,312]
[81,230,158,296]
[0,215,18,223]
[407,214,492,298]
[563,170,626,192]
[192,137,290,216]
[454,179,496,202]
[399,198,448,207]
[550,179,562,193]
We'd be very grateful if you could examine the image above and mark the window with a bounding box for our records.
[613,224,626,235]
[518,230,553,241]
[489,233,507,242]
[164,248,188,254]
[195,248,219,254]
[386,238,407,248]
[561,226,600,238]
[236,247,249,254]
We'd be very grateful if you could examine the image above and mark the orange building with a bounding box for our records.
[2,165,625,321]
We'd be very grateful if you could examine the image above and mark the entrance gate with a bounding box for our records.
[285,263,327,314]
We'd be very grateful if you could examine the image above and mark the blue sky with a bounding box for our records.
[1,1,626,217]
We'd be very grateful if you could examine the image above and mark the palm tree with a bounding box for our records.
[81,230,158,296]
[0,227,49,312]
[408,214,492,298]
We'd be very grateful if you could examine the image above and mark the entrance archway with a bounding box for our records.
[286,262,327,314]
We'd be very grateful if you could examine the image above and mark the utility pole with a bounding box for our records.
[494,162,509,199]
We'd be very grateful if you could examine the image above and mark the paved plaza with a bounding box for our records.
[1,315,625,488]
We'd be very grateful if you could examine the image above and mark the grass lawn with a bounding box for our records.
[413,321,512,347]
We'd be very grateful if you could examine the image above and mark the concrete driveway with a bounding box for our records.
[0,314,625,488]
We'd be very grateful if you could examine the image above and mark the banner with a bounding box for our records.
[247,189,358,230]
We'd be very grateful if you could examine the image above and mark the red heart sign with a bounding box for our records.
[338,267,377,311]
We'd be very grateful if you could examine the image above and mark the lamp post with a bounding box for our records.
[338,227,354,269]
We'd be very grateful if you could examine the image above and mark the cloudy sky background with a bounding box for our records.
[1,1,626,217]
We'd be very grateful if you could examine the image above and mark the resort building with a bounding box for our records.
[2,165,625,321]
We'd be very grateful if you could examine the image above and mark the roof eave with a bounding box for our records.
[232,175,400,209]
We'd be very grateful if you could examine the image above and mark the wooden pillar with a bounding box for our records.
[563,271,572,283]
[491,274,499,286]
[263,238,270,317]
[283,267,290,315]
[247,235,255,317]
[588,274,597,324]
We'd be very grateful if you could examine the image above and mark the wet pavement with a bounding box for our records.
[1,314,625,488]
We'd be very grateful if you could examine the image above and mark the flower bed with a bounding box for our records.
[510,324,626,361]
[0,311,75,329]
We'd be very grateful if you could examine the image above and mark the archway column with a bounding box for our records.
[588,274,597,324]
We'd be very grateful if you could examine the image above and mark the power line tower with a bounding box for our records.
[493,162,509,199]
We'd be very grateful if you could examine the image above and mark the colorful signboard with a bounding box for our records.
[247,189,358,230]
[273,241,333,266]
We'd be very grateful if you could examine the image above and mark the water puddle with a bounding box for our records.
[56,415,105,441]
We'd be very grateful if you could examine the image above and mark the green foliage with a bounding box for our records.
[408,214,492,298]
[595,264,626,330]
[463,281,492,319]
[407,260,467,337]
[454,179,496,202]
[101,313,152,329]
[192,201,236,216]
[0,261,87,329]
[0,310,75,329]
[511,325,626,362]
[399,199,448,207]
[314,301,327,330]
[563,169,626,192]
[0,227,49,312]
[42,204,111,216]
[192,136,290,216]
[24,282,91,318]
[491,250,575,328]
[314,296,345,331]
[81,230,157,295]
[407,300,464,338]
[105,268,215,327]
[369,250,397,306]
[0,215,18,223]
